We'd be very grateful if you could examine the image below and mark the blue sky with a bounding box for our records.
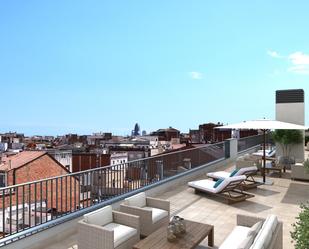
[1,1,309,136]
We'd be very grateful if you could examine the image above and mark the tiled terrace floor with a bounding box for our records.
[45,167,309,249]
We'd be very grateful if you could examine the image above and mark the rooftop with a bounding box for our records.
[0,151,46,171]
[38,163,309,249]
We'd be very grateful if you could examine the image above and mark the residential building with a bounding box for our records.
[110,152,128,165]
[47,149,73,172]
[0,151,79,234]
[150,127,180,141]
[71,152,110,172]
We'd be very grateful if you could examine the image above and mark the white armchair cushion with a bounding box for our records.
[219,226,251,249]
[143,206,168,223]
[104,222,137,247]
[124,192,146,207]
[83,205,113,226]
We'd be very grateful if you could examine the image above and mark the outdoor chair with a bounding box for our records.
[264,157,285,177]
[78,205,140,249]
[120,192,170,236]
[207,166,261,189]
[188,175,254,204]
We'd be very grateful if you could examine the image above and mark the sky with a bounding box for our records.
[1,1,309,136]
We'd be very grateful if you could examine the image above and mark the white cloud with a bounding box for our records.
[268,50,309,75]
[287,65,309,75]
[288,51,309,65]
[189,71,203,80]
[267,50,282,58]
[287,51,309,74]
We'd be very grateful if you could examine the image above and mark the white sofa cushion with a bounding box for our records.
[104,222,137,247]
[219,225,251,249]
[83,205,113,226]
[237,235,254,249]
[250,215,278,249]
[248,221,263,237]
[124,192,146,207]
[143,206,168,223]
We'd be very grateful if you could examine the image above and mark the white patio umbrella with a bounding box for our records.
[216,119,307,183]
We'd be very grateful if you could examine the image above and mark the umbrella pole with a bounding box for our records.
[263,130,266,183]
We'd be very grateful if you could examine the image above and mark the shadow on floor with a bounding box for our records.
[232,200,273,213]
[281,182,309,205]
[196,245,219,249]
[248,188,280,197]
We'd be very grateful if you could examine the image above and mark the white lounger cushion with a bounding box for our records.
[207,171,231,180]
[188,175,246,194]
[207,166,258,180]
[104,222,137,247]
[83,205,113,226]
[143,206,168,223]
[124,192,146,207]
[219,225,251,249]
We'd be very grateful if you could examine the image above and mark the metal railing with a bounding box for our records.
[0,142,226,243]
[237,134,272,152]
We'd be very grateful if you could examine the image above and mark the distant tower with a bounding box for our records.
[142,130,147,136]
[132,123,140,136]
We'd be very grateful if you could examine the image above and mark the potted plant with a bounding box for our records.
[304,159,309,174]
[291,203,309,249]
[272,129,303,166]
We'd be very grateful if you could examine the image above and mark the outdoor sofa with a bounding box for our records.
[78,205,140,249]
[120,192,170,237]
[188,175,254,204]
[291,162,309,181]
[219,214,282,249]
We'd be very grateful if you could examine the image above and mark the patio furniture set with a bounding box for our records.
[78,189,282,249]
[78,192,215,249]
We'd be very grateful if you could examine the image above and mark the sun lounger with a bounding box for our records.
[207,166,261,189]
[188,176,254,204]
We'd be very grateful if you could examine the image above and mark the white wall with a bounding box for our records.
[276,102,305,161]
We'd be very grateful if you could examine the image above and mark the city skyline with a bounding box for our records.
[1,1,309,135]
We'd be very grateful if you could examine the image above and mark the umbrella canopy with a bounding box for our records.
[215,119,307,184]
[216,119,307,130]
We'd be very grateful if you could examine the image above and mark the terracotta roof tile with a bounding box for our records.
[0,151,46,171]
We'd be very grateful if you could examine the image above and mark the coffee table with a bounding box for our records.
[133,220,214,249]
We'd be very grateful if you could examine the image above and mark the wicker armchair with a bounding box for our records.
[120,192,170,236]
[78,205,140,249]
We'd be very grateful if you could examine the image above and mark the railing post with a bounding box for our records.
[183,158,191,169]
[225,138,238,160]
[156,160,163,180]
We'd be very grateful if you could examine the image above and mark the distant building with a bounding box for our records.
[142,130,147,136]
[132,123,140,136]
[87,132,112,146]
[0,151,79,233]
[47,149,73,172]
[109,147,148,161]
[150,127,180,141]
[198,122,258,143]
[71,153,110,172]
[110,152,128,165]
[189,129,202,144]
